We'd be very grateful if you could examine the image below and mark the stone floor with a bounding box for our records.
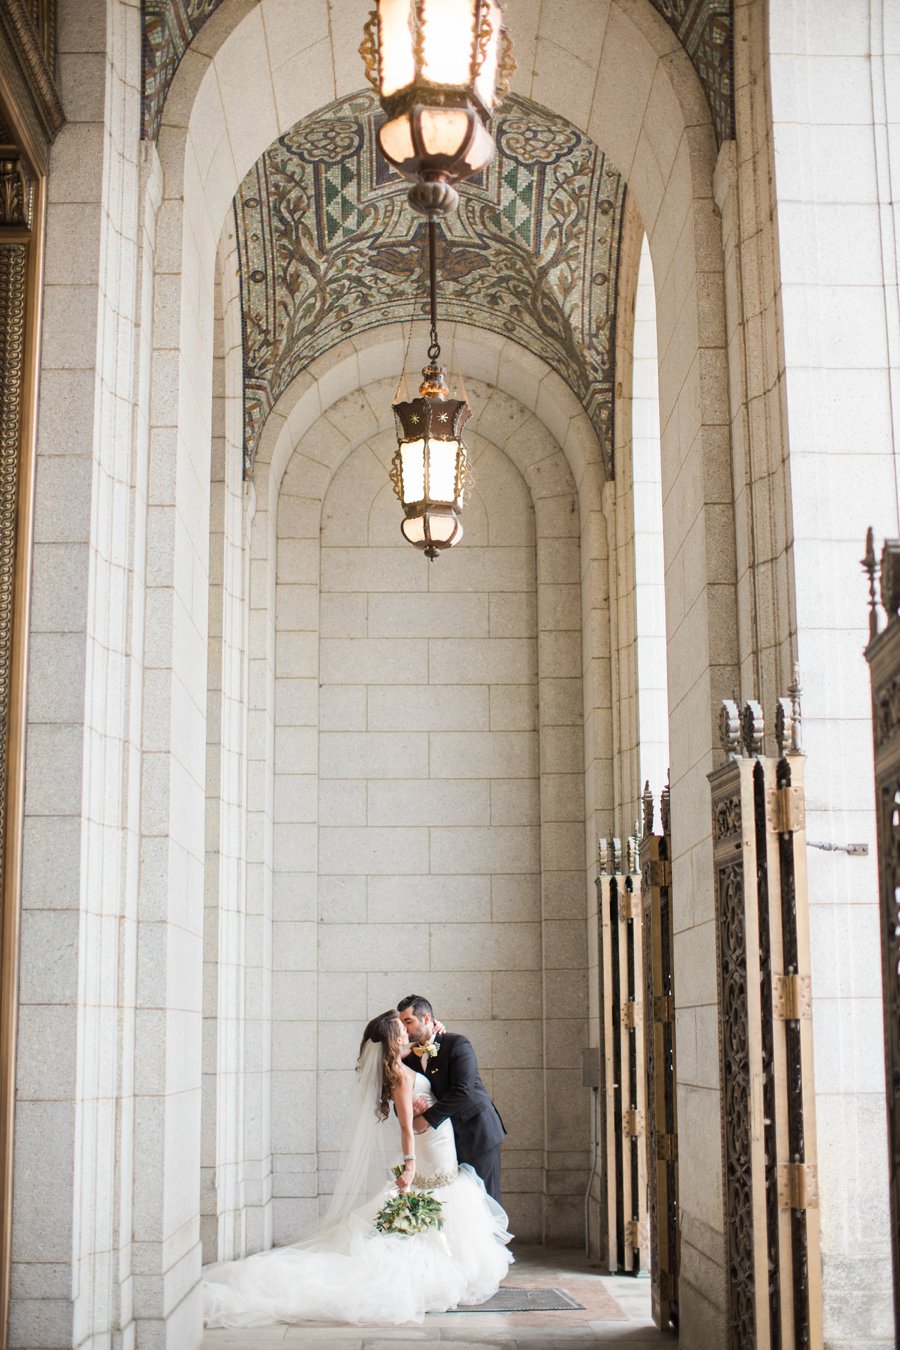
[202,1246,674,1348]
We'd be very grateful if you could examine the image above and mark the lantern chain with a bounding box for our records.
[427,215,441,363]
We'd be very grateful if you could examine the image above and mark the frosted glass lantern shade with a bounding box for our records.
[390,378,472,559]
[399,440,426,502]
[401,509,463,551]
[360,0,514,203]
[420,0,473,86]
[377,0,417,95]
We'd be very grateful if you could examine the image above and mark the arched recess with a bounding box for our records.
[18,0,735,1342]
[246,340,604,1252]
[202,318,616,1251]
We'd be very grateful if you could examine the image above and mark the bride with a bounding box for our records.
[203,1010,513,1327]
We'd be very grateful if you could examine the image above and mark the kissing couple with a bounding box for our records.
[204,995,511,1327]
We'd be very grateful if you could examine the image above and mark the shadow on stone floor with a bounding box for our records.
[203,1247,676,1348]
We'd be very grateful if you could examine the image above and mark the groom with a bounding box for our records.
[397,994,506,1204]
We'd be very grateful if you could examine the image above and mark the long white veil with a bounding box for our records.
[315,1040,398,1237]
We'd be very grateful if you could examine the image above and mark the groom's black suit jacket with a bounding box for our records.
[403,1031,506,1163]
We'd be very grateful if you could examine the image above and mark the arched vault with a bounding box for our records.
[142,0,733,145]
[234,90,627,477]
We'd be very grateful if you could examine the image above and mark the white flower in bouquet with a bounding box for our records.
[372,1173,444,1237]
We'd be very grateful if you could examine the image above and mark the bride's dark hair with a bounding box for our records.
[358,1010,405,1121]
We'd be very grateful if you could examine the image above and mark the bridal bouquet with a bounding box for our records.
[373,1171,444,1236]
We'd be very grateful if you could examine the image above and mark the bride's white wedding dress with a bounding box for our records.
[203,1070,513,1327]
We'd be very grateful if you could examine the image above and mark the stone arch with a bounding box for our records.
[145,0,733,1337]
[234,346,595,1243]
[153,0,736,799]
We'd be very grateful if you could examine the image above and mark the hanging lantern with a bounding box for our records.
[391,361,471,559]
[359,0,515,214]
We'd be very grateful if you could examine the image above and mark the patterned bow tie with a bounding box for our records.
[412,1040,439,1059]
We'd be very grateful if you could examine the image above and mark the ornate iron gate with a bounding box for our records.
[596,833,649,1273]
[641,780,679,1329]
[864,531,900,1335]
[708,683,823,1348]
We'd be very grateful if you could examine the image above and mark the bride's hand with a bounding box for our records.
[412,1096,429,1116]
[397,1162,415,1193]
[433,1020,446,1036]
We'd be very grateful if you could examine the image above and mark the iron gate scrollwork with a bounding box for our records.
[641,779,679,1330]
[864,531,900,1338]
[708,683,823,1349]
[596,832,648,1274]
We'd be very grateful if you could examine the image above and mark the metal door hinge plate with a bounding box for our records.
[778,1161,818,1210]
[768,785,805,834]
[624,1108,643,1137]
[773,972,811,1020]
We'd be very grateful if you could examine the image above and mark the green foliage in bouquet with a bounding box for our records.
[373,1170,444,1236]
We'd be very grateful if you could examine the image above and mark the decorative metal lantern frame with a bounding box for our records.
[360,0,515,213]
[391,361,471,559]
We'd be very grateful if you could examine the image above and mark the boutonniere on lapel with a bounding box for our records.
[414,1039,440,1061]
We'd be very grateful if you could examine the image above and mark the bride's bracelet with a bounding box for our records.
[402,1155,415,1165]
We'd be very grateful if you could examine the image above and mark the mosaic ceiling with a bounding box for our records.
[140,1,734,146]
[233,91,626,477]
[142,0,222,141]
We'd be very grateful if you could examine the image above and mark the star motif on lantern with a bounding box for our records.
[359,0,515,216]
[364,0,505,558]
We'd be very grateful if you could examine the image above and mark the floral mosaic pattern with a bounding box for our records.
[141,1,734,146]
[142,0,224,141]
[234,92,626,477]
[649,0,733,143]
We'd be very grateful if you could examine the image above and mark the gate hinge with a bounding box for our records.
[625,1218,645,1249]
[622,1000,639,1029]
[659,1270,677,1301]
[654,995,675,1023]
[624,1108,643,1137]
[657,1132,677,1162]
[620,891,641,920]
[768,785,805,834]
[648,859,672,888]
[773,972,811,1020]
[778,1161,819,1210]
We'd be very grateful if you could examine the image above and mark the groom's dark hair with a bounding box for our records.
[397,994,434,1020]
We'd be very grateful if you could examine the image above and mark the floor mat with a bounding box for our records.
[449,1287,587,1313]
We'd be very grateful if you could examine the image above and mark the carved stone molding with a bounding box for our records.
[0,154,32,228]
[0,240,27,1348]
[0,244,25,880]
[713,793,742,841]
[0,0,62,164]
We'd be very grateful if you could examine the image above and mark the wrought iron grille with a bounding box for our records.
[709,688,823,1349]
[596,834,648,1275]
[863,531,900,1338]
[641,782,679,1330]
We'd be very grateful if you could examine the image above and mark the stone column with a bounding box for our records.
[752,2,896,1341]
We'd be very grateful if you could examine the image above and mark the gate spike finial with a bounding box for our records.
[642,780,654,837]
[788,664,803,755]
[863,527,879,641]
[660,772,670,836]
